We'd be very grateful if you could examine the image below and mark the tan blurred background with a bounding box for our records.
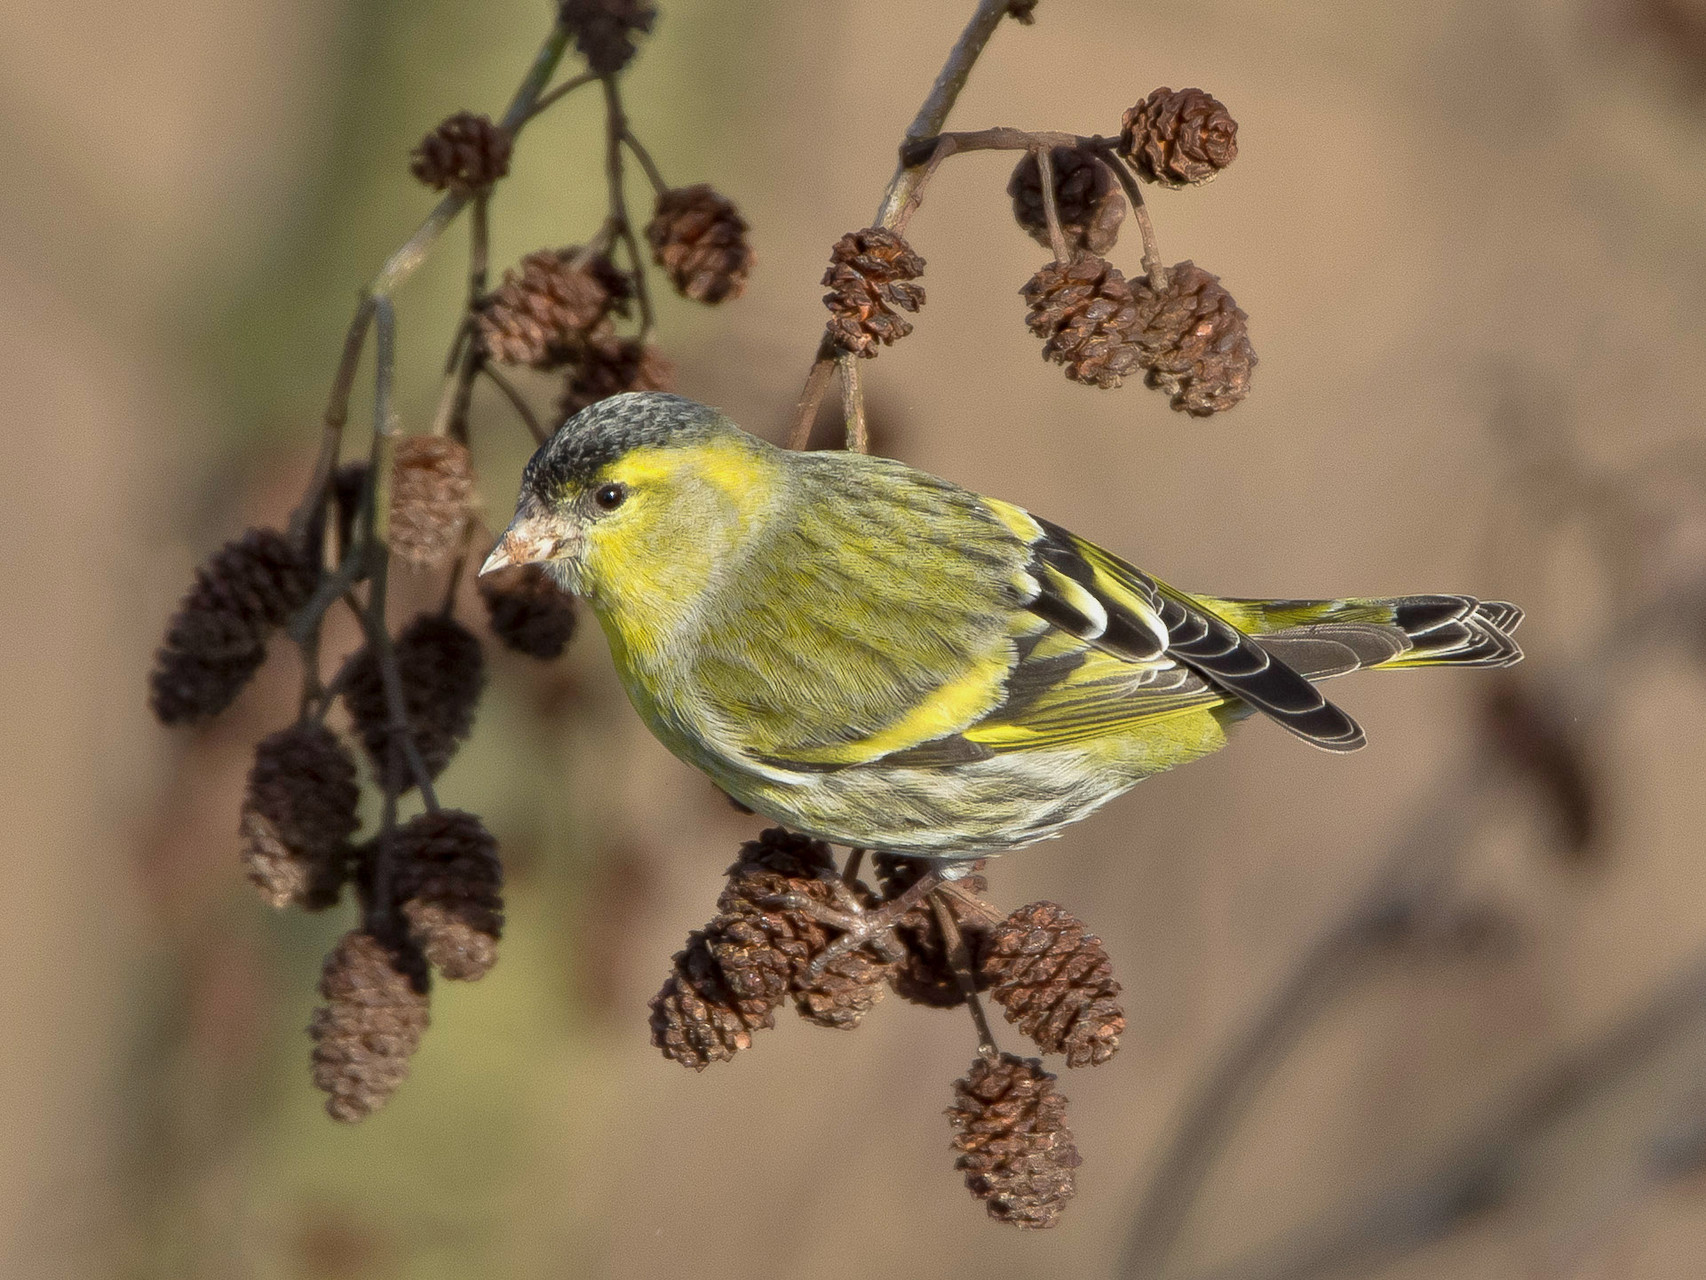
[6,1,1706,1277]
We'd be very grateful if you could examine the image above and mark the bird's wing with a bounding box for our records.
[689,466,1360,778]
[955,502,1365,755]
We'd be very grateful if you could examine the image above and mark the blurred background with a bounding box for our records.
[6,0,1706,1276]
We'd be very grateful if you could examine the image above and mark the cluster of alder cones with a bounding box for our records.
[415,111,754,423]
[823,87,1255,416]
[650,828,1125,1228]
[147,0,762,1122]
[148,445,578,1120]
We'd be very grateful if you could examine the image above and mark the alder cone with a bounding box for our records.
[410,111,511,192]
[239,722,359,910]
[477,249,631,369]
[1008,146,1126,256]
[1021,255,1144,388]
[947,1053,1081,1228]
[982,902,1124,1067]
[309,932,431,1122]
[389,436,474,570]
[649,929,777,1069]
[646,184,754,304]
[874,855,993,1008]
[478,563,578,660]
[559,0,657,75]
[1129,261,1256,415]
[394,809,504,981]
[821,227,925,357]
[1120,87,1238,188]
[557,335,674,419]
[342,614,485,790]
[149,528,317,724]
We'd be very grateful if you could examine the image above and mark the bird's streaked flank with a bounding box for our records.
[484,393,1522,862]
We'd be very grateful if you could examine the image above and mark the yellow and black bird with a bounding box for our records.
[483,392,1522,862]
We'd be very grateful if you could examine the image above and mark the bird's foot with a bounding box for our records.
[766,867,946,983]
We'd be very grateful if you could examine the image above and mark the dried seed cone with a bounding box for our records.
[646,184,754,304]
[1120,87,1239,188]
[982,902,1124,1067]
[478,563,578,659]
[1021,255,1144,388]
[390,436,474,570]
[394,809,504,981]
[309,931,431,1122]
[410,111,511,192]
[1008,147,1126,256]
[795,949,893,1029]
[342,614,485,790]
[150,528,317,724]
[821,227,926,357]
[1130,261,1256,415]
[477,249,631,368]
[557,335,674,419]
[239,723,359,910]
[874,855,993,1008]
[947,1053,1081,1228]
[716,829,838,951]
[649,929,777,1070]
[559,0,658,75]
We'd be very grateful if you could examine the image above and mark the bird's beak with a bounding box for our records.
[479,513,580,577]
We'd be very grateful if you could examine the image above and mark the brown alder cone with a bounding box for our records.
[649,928,778,1070]
[409,111,511,193]
[720,829,898,1029]
[559,0,657,75]
[793,944,895,1030]
[821,227,925,357]
[309,931,431,1122]
[1020,255,1144,388]
[149,528,318,724]
[239,722,359,910]
[947,1053,1081,1228]
[1129,261,1256,415]
[650,830,840,1067]
[645,184,754,304]
[1120,87,1239,188]
[873,855,994,1008]
[395,809,504,980]
[1008,147,1126,256]
[557,334,674,419]
[389,436,474,570]
[476,249,631,368]
[342,614,485,790]
[981,902,1124,1067]
[477,563,578,660]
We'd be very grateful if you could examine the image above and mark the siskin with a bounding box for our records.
[484,393,1521,862]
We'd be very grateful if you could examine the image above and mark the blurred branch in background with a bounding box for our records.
[1120,376,1706,1279]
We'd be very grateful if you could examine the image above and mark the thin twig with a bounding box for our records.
[787,0,1021,447]
[873,0,1027,228]
[838,354,869,453]
[481,364,548,445]
[933,891,999,1057]
[621,128,669,196]
[1035,145,1070,262]
[602,75,655,336]
[1093,146,1166,287]
[510,68,599,128]
[788,349,839,449]
[360,298,440,811]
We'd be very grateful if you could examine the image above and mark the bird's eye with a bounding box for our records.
[593,483,627,511]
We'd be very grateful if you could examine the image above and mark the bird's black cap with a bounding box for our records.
[520,392,726,497]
